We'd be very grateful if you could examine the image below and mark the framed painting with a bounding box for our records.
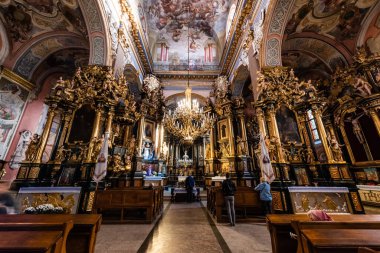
[58,167,76,186]
[217,119,229,141]
[17,186,81,214]
[0,67,34,160]
[144,120,154,140]
[275,105,301,143]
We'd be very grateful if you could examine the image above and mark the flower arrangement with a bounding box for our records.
[24,204,65,214]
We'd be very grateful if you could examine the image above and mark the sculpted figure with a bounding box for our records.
[353,77,372,96]
[24,134,40,162]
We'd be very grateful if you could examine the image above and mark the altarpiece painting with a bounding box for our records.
[276,106,301,143]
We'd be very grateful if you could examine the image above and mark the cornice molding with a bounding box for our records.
[0,66,35,91]
[220,0,257,75]
[120,1,153,74]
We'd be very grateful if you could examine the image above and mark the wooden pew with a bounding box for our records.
[359,248,380,253]
[291,220,380,253]
[301,229,380,253]
[0,221,73,253]
[0,214,102,253]
[93,187,163,223]
[209,187,262,222]
[266,214,380,253]
[0,230,63,253]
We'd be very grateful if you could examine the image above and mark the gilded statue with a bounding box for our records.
[236,136,247,156]
[111,153,125,173]
[205,143,211,159]
[91,137,103,161]
[127,135,136,155]
[24,134,40,162]
[301,194,310,212]
[327,132,344,162]
[124,155,132,172]
[54,146,65,162]
[220,142,230,157]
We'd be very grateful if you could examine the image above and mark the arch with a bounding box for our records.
[78,0,111,66]
[11,32,89,80]
[231,64,250,96]
[260,0,296,67]
[357,1,380,48]
[0,19,10,65]
[124,64,142,98]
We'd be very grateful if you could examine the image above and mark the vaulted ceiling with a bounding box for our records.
[137,0,236,72]
[281,0,380,80]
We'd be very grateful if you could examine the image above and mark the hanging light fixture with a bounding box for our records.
[163,1,215,146]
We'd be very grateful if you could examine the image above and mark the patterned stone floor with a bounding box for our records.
[95,201,272,253]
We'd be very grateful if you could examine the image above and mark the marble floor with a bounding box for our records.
[95,201,272,253]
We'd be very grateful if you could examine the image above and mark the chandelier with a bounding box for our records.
[163,4,215,145]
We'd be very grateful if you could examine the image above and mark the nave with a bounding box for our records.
[95,202,272,253]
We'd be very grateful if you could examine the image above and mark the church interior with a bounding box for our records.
[1,0,380,252]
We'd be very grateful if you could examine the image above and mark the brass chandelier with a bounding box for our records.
[162,4,215,145]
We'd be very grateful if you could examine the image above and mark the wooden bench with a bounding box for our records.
[93,187,163,223]
[0,214,101,253]
[359,248,380,253]
[291,220,380,253]
[266,214,380,253]
[0,221,73,253]
[208,187,262,222]
[301,229,380,253]
[0,230,64,253]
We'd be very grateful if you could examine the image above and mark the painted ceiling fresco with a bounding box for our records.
[281,0,378,80]
[137,0,233,70]
[0,0,89,79]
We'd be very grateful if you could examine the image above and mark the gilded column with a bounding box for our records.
[239,113,248,154]
[369,109,380,136]
[311,105,334,163]
[210,126,215,159]
[57,110,73,148]
[156,123,161,158]
[105,108,115,134]
[86,107,103,162]
[137,116,145,157]
[266,104,286,163]
[227,108,235,156]
[299,111,312,146]
[123,125,131,146]
[35,106,57,162]
[256,106,267,137]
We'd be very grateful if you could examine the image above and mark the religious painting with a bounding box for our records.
[58,167,76,186]
[68,104,95,143]
[17,186,81,214]
[294,167,310,186]
[144,121,154,140]
[364,168,379,182]
[218,119,229,141]
[355,171,366,181]
[275,106,301,143]
[0,69,30,160]
[288,187,351,214]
